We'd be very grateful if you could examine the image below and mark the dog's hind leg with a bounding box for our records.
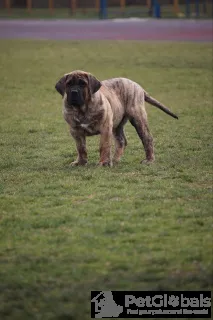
[113,117,128,163]
[129,111,155,164]
[113,126,127,163]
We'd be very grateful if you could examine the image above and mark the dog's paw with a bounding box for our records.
[141,158,155,165]
[70,160,87,166]
[98,161,113,167]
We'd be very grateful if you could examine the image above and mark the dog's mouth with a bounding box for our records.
[67,89,85,107]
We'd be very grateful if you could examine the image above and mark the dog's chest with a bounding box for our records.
[73,114,97,134]
[64,108,101,136]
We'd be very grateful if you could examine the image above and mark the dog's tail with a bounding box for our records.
[144,93,178,120]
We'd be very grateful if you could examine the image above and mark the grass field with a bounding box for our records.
[0,40,212,319]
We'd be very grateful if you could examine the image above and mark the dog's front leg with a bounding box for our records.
[99,125,113,167]
[71,133,88,166]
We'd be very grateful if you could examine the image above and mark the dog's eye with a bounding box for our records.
[67,81,73,86]
[79,79,86,86]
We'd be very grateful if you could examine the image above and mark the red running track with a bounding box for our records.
[0,19,212,42]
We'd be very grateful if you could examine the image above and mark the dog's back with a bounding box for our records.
[101,77,178,120]
[101,78,144,108]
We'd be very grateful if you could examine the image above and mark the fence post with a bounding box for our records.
[100,0,107,19]
[202,0,207,15]
[70,0,76,15]
[49,0,54,14]
[195,0,199,18]
[147,0,152,16]
[173,0,180,16]
[120,0,126,15]
[5,0,11,14]
[147,0,154,17]
[27,0,32,14]
[95,0,100,13]
[186,0,190,18]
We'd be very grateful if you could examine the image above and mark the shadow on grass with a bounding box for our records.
[0,267,212,320]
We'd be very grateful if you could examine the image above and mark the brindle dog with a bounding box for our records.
[55,70,178,167]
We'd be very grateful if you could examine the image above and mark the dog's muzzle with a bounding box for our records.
[67,88,84,107]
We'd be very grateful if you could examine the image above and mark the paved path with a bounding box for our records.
[0,19,212,42]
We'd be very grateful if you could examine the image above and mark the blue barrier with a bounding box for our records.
[99,0,205,20]
[100,0,107,19]
[153,0,161,18]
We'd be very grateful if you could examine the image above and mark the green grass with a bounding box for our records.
[0,40,212,319]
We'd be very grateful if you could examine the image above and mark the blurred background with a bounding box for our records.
[0,0,212,19]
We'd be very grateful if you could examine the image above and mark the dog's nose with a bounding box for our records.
[71,90,79,99]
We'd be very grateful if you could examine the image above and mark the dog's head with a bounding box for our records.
[55,70,101,107]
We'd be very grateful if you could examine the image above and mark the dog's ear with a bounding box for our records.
[55,75,68,97]
[88,74,101,94]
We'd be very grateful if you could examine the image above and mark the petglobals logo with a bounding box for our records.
[125,293,211,309]
[91,291,211,318]
[91,291,123,318]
